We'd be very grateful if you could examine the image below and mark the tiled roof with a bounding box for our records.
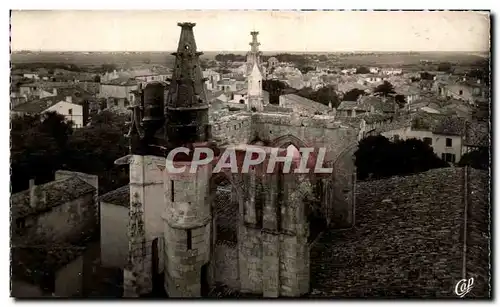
[11,95,69,114]
[11,245,87,287]
[432,116,466,136]
[410,112,444,131]
[309,167,490,298]
[101,77,138,86]
[360,96,396,113]
[262,104,294,113]
[464,121,489,148]
[235,88,248,95]
[206,90,224,102]
[357,112,393,124]
[99,185,129,208]
[11,176,96,219]
[281,94,332,113]
[19,81,74,89]
[337,101,365,111]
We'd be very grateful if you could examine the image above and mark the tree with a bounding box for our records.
[10,112,74,192]
[342,88,366,101]
[373,81,396,97]
[10,110,130,195]
[437,62,453,73]
[296,85,340,108]
[355,66,370,74]
[420,71,435,80]
[298,66,315,74]
[395,94,407,108]
[101,64,117,73]
[458,148,489,170]
[355,135,448,180]
[263,79,289,105]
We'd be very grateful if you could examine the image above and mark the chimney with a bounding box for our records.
[66,96,72,103]
[29,179,36,208]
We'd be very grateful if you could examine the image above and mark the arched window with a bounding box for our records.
[286,144,301,161]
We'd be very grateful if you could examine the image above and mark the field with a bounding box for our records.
[10,51,488,69]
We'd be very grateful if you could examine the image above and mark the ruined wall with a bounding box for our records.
[329,144,357,228]
[250,113,358,228]
[223,169,310,297]
[251,113,359,163]
[214,243,239,288]
[212,113,253,145]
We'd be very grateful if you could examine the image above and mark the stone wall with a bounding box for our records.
[214,242,239,289]
[54,170,99,236]
[212,113,253,145]
[251,113,359,163]
[20,193,96,244]
[163,162,212,297]
[164,224,211,297]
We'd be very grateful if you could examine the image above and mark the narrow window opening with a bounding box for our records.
[171,180,175,202]
[187,230,192,250]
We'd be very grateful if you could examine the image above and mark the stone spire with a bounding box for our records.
[250,31,261,53]
[247,31,264,111]
[246,31,262,76]
[165,22,210,149]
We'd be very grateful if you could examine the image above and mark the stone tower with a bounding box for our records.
[123,81,167,297]
[246,31,264,111]
[162,22,215,297]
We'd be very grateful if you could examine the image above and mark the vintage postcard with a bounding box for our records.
[9,10,491,299]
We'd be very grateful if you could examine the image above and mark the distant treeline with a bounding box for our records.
[12,62,91,73]
[11,63,122,74]
[215,53,310,65]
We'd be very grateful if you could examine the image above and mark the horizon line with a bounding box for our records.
[11,50,489,54]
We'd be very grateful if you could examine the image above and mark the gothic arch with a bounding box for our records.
[270,134,310,148]
[332,142,358,168]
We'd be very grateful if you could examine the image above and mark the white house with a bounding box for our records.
[380,114,466,164]
[134,74,169,83]
[43,97,86,128]
[23,73,39,80]
[11,95,88,128]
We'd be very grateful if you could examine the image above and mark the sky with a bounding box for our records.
[10,10,490,52]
